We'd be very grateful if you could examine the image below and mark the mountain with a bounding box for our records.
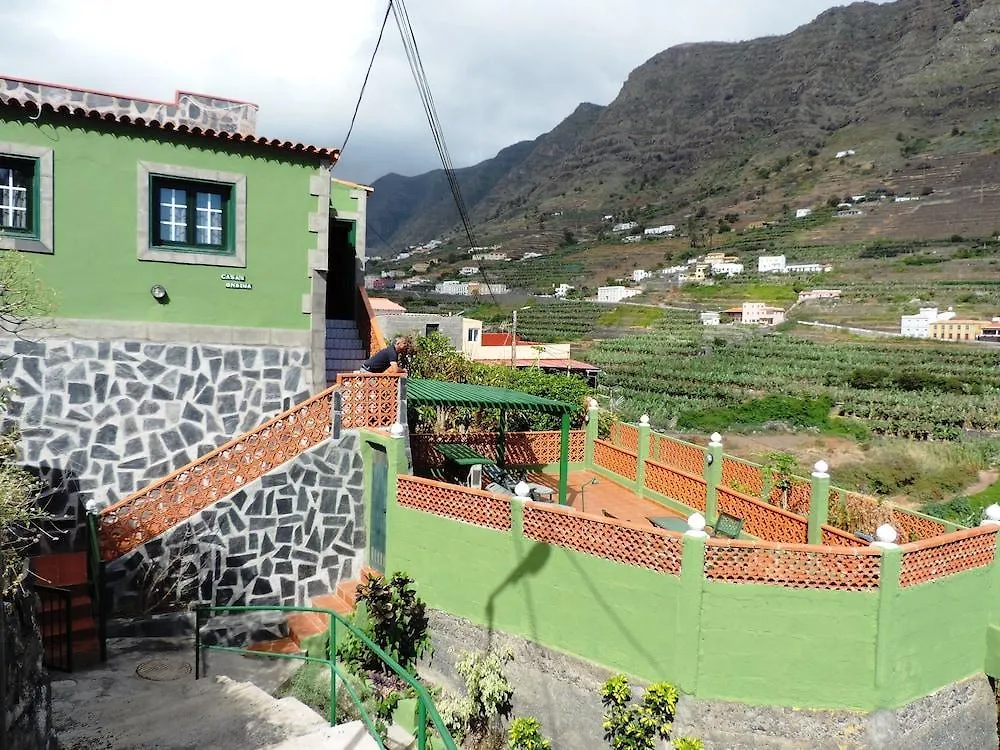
[368,0,999,250]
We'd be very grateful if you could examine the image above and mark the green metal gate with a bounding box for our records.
[369,444,388,572]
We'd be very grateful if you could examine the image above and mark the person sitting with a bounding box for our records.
[360,337,411,374]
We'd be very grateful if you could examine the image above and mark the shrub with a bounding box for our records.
[338,571,431,675]
[435,647,515,748]
[508,717,552,750]
[602,675,680,750]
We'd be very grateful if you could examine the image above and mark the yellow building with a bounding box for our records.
[928,319,989,342]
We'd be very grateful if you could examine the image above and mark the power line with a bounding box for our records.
[335,0,393,164]
[390,0,501,308]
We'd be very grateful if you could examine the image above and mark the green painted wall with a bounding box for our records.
[331,181,364,216]
[885,565,995,707]
[697,583,878,708]
[0,112,321,329]
[373,449,1000,711]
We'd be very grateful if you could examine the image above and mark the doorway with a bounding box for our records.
[327,219,357,320]
[368,443,388,573]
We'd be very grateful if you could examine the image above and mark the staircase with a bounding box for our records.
[248,566,381,657]
[29,551,103,671]
[326,319,367,385]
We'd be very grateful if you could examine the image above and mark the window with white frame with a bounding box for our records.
[137,161,247,268]
[467,328,480,343]
[0,157,34,233]
[0,143,53,254]
[152,179,230,250]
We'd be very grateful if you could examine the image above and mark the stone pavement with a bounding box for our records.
[50,637,377,750]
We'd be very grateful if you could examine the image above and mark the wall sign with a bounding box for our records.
[221,273,253,290]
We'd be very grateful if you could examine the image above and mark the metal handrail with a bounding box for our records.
[194,604,457,750]
[85,511,108,661]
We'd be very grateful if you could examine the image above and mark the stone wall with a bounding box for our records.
[0,76,258,135]
[105,433,366,613]
[2,591,54,750]
[0,337,311,551]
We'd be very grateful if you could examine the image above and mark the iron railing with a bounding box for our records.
[1,596,7,750]
[195,604,457,750]
[34,584,73,673]
[85,511,108,662]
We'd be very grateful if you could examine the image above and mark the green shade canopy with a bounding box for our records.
[406,378,577,415]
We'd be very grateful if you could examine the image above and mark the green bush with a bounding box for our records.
[338,571,431,675]
[602,675,681,750]
[508,717,552,750]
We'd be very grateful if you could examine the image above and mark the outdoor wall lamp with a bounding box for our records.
[705,453,714,466]
[150,285,169,303]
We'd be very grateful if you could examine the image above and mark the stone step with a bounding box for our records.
[325,319,357,330]
[261,721,381,750]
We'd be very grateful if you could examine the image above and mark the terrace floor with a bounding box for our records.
[529,469,685,526]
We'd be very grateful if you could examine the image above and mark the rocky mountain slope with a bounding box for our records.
[368,0,998,250]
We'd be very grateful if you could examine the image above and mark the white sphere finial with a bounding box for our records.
[514,481,532,498]
[685,512,709,538]
[982,504,1000,526]
[813,460,829,476]
[389,422,406,438]
[870,524,899,549]
[709,432,722,446]
[639,414,650,426]
[588,398,599,410]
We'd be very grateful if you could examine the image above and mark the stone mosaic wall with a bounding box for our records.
[0,76,258,135]
[2,591,54,750]
[0,337,311,549]
[105,433,365,612]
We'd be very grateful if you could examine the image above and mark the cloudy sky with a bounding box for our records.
[1,0,890,183]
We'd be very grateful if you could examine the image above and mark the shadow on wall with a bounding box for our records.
[22,464,85,555]
[484,541,551,649]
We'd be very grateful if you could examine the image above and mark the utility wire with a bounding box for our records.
[335,0,393,165]
[390,0,501,308]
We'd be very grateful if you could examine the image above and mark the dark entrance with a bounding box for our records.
[327,219,357,320]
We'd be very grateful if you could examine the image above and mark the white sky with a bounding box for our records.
[0,0,892,183]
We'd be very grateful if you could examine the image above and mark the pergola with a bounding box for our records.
[405,378,577,505]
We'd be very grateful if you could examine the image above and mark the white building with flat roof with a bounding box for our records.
[597,286,641,303]
[758,254,786,273]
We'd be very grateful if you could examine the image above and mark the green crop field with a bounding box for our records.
[588,310,1000,440]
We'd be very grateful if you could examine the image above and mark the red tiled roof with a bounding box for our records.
[0,86,338,160]
[482,333,529,346]
[478,358,601,371]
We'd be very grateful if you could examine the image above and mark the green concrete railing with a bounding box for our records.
[194,605,457,750]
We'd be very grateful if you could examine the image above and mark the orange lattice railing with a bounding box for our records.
[411,431,585,468]
[704,538,882,591]
[397,475,512,531]
[829,489,947,543]
[771,478,812,516]
[356,285,386,357]
[337,372,402,430]
[716,487,808,545]
[99,385,337,561]
[643,459,707,512]
[899,526,998,588]
[594,440,639,481]
[721,457,766,497]
[821,525,869,548]
[610,423,640,454]
[523,503,683,575]
[650,434,705,476]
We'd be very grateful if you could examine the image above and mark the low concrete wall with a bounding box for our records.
[420,610,612,750]
[672,675,997,750]
[2,591,54,750]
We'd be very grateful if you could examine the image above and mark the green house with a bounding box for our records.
[0,75,375,391]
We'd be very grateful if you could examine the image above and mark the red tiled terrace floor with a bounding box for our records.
[528,469,685,525]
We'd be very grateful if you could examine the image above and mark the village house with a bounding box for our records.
[929,318,991,342]
[900,307,956,338]
[597,285,641,303]
[643,224,675,236]
[798,289,842,302]
[723,301,786,326]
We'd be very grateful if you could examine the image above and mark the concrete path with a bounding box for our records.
[51,637,378,750]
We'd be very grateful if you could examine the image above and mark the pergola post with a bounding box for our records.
[558,411,570,506]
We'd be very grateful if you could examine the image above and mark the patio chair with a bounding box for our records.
[712,512,745,539]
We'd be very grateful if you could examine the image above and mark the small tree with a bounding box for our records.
[764,451,798,509]
[0,251,55,594]
[508,717,551,750]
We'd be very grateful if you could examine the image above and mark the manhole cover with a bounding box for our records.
[135,659,193,681]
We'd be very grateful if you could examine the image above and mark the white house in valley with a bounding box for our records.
[900,307,956,339]
[597,286,642,303]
